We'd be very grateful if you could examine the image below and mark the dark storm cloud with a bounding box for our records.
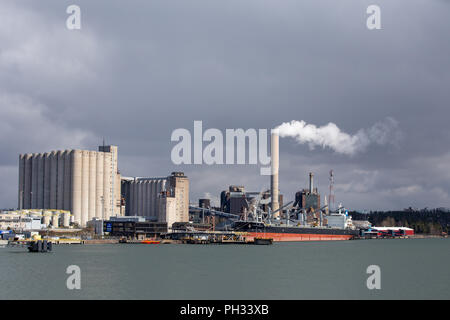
[0,0,449,209]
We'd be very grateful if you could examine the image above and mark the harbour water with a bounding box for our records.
[0,238,448,300]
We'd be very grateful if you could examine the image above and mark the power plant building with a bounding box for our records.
[121,172,189,228]
[18,145,121,227]
[220,185,283,216]
[293,172,321,212]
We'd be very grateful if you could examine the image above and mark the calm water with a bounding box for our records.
[0,238,448,300]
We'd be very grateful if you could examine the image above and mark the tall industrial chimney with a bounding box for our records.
[271,130,280,216]
[309,172,314,193]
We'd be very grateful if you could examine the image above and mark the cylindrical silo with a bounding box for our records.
[37,154,45,209]
[88,151,97,221]
[71,150,82,226]
[62,211,70,227]
[43,153,51,209]
[49,151,57,209]
[52,214,59,228]
[81,150,90,226]
[134,181,139,216]
[103,152,112,220]
[150,179,156,217]
[144,181,150,217]
[156,179,162,216]
[56,151,65,209]
[129,181,135,215]
[18,154,25,209]
[138,181,143,216]
[63,150,72,209]
[144,181,148,216]
[43,213,51,227]
[96,151,104,219]
[24,154,32,209]
[31,154,39,208]
[158,179,163,196]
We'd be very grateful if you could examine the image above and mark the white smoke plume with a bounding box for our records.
[275,117,401,156]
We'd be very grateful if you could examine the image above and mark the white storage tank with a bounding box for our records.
[62,211,71,227]
[52,214,59,228]
[42,214,51,227]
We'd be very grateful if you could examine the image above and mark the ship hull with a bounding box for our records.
[244,232,354,242]
[231,222,358,242]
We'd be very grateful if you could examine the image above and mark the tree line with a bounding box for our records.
[349,208,450,235]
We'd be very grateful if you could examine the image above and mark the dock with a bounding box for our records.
[163,230,272,245]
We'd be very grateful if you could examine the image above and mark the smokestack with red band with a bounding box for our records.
[271,130,280,216]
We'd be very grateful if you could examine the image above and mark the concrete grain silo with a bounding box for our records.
[43,153,51,209]
[36,154,44,209]
[150,180,156,217]
[56,151,65,209]
[31,154,39,208]
[19,145,121,227]
[145,181,150,217]
[129,181,135,215]
[23,154,32,209]
[81,150,90,226]
[88,151,97,221]
[63,150,72,209]
[139,181,145,215]
[18,154,25,209]
[71,150,82,225]
[96,151,104,219]
[49,151,57,209]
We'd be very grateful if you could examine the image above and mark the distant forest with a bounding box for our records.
[349,208,450,235]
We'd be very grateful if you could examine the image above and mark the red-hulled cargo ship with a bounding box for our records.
[232,221,359,242]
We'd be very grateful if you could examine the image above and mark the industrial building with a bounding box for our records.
[0,212,43,231]
[121,172,189,228]
[220,185,283,216]
[103,216,168,239]
[18,145,121,227]
[0,209,72,230]
[293,173,321,212]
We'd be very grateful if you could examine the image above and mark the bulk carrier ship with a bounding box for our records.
[231,220,359,242]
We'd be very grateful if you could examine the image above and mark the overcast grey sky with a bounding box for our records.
[1,0,449,211]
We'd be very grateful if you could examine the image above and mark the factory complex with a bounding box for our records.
[1,135,415,244]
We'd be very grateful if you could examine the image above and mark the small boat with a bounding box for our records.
[27,240,53,252]
[119,237,128,243]
[141,240,161,244]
